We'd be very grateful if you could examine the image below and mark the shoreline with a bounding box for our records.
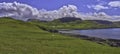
[58,32,120,47]
[57,27,120,31]
[44,27,120,47]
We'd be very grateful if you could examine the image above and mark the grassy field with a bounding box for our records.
[0,18,120,54]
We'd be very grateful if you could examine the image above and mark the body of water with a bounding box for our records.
[59,28,120,40]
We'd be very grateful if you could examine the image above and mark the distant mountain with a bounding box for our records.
[53,17,82,22]
[51,17,113,25]
[86,20,113,25]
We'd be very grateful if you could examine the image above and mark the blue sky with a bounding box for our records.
[0,0,120,15]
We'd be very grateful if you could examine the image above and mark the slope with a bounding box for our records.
[0,17,120,54]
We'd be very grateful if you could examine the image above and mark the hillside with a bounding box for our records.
[31,17,117,30]
[0,17,120,54]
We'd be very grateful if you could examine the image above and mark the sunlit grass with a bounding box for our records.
[0,18,120,54]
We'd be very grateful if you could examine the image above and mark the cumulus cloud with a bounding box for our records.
[87,5,109,11]
[0,2,81,21]
[88,1,120,10]
[108,1,120,8]
[0,2,120,22]
[82,12,120,22]
[81,12,111,20]
[0,2,40,21]
[38,5,81,21]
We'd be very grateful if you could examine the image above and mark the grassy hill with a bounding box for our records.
[0,17,120,54]
[31,17,117,30]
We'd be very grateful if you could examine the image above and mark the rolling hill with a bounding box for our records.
[0,17,120,54]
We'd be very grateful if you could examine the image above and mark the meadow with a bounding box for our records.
[0,17,120,54]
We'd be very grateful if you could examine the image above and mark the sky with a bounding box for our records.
[0,0,120,21]
[0,0,120,16]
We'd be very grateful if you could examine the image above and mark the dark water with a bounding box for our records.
[59,28,120,39]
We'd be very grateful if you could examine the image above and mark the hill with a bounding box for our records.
[0,17,120,54]
[34,17,115,30]
[55,17,82,22]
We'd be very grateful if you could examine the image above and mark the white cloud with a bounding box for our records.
[83,12,120,22]
[108,1,120,8]
[36,5,81,21]
[0,2,120,22]
[82,12,111,20]
[0,2,80,21]
[87,5,109,10]
[0,2,40,21]
[81,12,120,22]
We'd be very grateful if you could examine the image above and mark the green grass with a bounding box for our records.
[0,18,120,54]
